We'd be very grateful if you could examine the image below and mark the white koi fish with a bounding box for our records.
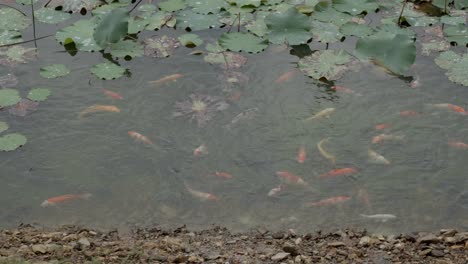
[303,108,335,121]
[368,149,390,165]
[360,214,397,222]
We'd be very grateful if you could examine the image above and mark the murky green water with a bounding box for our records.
[1,22,467,234]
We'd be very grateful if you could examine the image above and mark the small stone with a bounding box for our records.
[88,230,97,236]
[418,234,441,244]
[273,232,284,239]
[16,245,30,254]
[295,238,302,245]
[430,249,445,257]
[226,240,237,244]
[62,234,78,241]
[359,236,371,247]
[78,237,91,248]
[240,235,248,240]
[394,242,405,249]
[188,255,202,263]
[283,242,299,256]
[444,237,456,243]
[419,248,432,256]
[294,255,302,263]
[31,244,47,254]
[172,255,189,263]
[271,252,290,261]
[327,242,346,247]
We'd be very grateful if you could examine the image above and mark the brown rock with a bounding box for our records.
[31,244,47,254]
[430,249,445,257]
[283,242,299,256]
[328,242,346,247]
[271,252,290,261]
[417,234,441,244]
[359,236,371,247]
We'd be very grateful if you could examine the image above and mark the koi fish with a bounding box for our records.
[400,110,420,117]
[307,196,351,207]
[268,184,285,197]
[213,171,233,179]
[40,193,92,207]
[360,214,396,222]
[276,171,308,186]
[448,141,468,149]
[193,144,208,156]
[79,105,120,118]
[375,123,391,130]
[317,138,336,164]
[186,185,219,202]
[102,89,123,100]
[128,131,154,145]
[371,134,405,144]
[148,73,183,86]
[297,145,306,164]
[331,86,362,96]
[368,149,390,164]
[447,104,466,114]
[304,108,335,121]
[275,70,296,84]
[319,167,357,178]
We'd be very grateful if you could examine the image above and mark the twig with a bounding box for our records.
[0,35,52,48]
[237,12,240,32]
[444,0,447,14]
[227,13,240,33]
[31,0,37,48]
[397,0,408,27]
[129,0,144,13]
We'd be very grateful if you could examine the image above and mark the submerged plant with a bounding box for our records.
[173,94,229,127]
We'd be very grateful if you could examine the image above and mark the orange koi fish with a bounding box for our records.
[102,89,123,100]
[268,184,285,197]
[276,171,308,186]
[371,134,405,144]
[275,70,296,84]
[306,196,351,207]
[40,193,92,207]
[79,105,120,118]
[447,104,467,114]
[448,141,468,149]
[297,145,306,164]
[213,171,233,179]
[193,144,208,156]
[375,123,391,130]
[400,110,420,117]
[149,73,183,86]
[319,167,357,178]
[331,86,361,96]
[128,131,154,145]
[186,185,219,202]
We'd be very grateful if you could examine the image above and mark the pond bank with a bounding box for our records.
[0,225,467,263]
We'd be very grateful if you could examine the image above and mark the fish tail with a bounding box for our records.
[80,193,92,199]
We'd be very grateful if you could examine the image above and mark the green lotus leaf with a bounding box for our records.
[444,24,468,46]
[440,15,466,26]
[0,133,27,151]
[128,16,150,34]
[27,88,51,101]
[446,55,468,86]
[372,24,415,39]
[40,64,70,79]
[332,0,379,15]
[265,7,311,45]
[109,40,144,58]
[0,121,8,134]
[35,8,71,24]
[218,32,268,53]
[138,4,157,13]
[0,46,36,65]
[421,39,450,56]
[94,8,129,47]
[188,0,228,14]
[146,12,176,30]
[203,52,247,69]
[227,0,261,7]
[16,0,39,5]
[159,0,187,12]
[0,89,21,107]
[56,19,102,52]
[404,16,439,27]
[219,12,254,27]
[47,0,101,13]
[178,33,203,47]
[312,1,352,26]
[298,49,352,80]
[0,8,31,31]
[434,51,460,70]
[356,34,416,75]
[245,12,268,37]
[91,62,126,80]
[340,22,373,37]
[144,36,180,57]
[454,0,468,9]
[91,4,119,16]
[0,30,22,46]
[310,20,341,43]
[176,10,223,31]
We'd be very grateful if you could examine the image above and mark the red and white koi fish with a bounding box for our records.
[400,110,420,117]
[319,168,357,178]
[297,145,306,164]
[306,196,351,206]
[275,70,296,84]
[193,144,208,156]
[41,193,92,207]
[212,171,233,179]
[447,104,467,114]
[148,73,183,86]
[128,131,154,145]
[102,89,123,100]
[375,123,391,130]
[276,171,308,186]
[371,134,405,144]
[368,149,390,164]
[331,86,362,96]
[186,185,219,202]
[268,184,285,197]
[448,141,468,149]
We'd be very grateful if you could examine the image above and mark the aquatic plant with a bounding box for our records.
[173,94,229,127]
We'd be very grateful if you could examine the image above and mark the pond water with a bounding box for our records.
[1,9,467,235]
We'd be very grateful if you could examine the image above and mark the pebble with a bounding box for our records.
[327,242,346,247]
[78,237,91,248]
[273,232,284,239]
[31,244,47,254]
[283,242,299,256]
[359,236,371,246]
[418,234,441,244]
[271,252,290,261]
[430,249,445,257]
[294,238,302,245]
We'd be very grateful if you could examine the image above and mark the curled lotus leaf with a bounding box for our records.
[91,62,126,80]
[178,34,203,47]
[0,121,8,133]
[27,88,51,101]
[265,7,312,45]
[144,36,180,58]
[0,89,21,107]
[40,64,70,79]
[298,49,352,81]
[93,8,129,48]
[204,52,247,69]
[218,32,268,53]
[158,0,187,12]
[0,46,36,66]
[8,99,39,116]
[0,133,27,151]
[0,30,22,46]
[0,8,31,31]
[56,19,102,52]
[175,10,223,31]
[0,74,18,88]
[46,0,101,13]
[35,8,71,24]
[109,40,144,58]
[188,0,229,14]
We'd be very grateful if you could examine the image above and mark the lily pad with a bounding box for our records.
[312,1,352,26]
[0,133,27,151]
[178,33,203,47]
[158,0,187,12]
[8,99,38,116]
[218,32,268,53]
[35,8,71,24]
[0,8,31,31]
[188,0,228,14]
[0,46,36,66]
[435,51,468,87]
[444,24,468,46]
[27,88,51,101]
[109,40,144,58]
[56,19,102,52]
[0,121,8,133]
[204,52,247,69]
[245,13,268,37]
[94,8,129,48]
[228,0,261,7]
[332,0,379,15]
[175,10,223,31]
[340,22,373,37]
[16,0,39,5]
[0,30,22,46]
[91,62,126,80]
[0,88,21,107]
[434,50,460,69]
[146,12,176,30]
[311,20,341,43]
[144,36,180,58]
[298,49,352,81]
[46,0,101,13]
[265,7,311,45]
[440,15,466,26]
[40,64,70,79]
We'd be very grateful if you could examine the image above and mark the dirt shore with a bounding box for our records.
[0,224,466,263]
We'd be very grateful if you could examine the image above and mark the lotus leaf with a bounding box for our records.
[35,8,71,24]
[245,12,268,37]
[356,34,416,75]
[218,32,268,53]
[146,12,176,30]
[265,7,311,45]
[228,0,261,7]
[312,1,352,26]
[0,89,21,107]
[159,0,187,12]
[109,40,144,58]
[440,15,466,26]
[340,22,373,37]
[0,121,7,133]
[454,0,468,9]
[27,88,51,101]
[8,99,38,116]
[421,39,450,56]
[0,30,22,46]
[94,8,129,47]
[40,64,70,79]
[144,36,180,57]
[91,62,126,80]
[219,12,254,27]
[0,8,31,31]
[298,50,352,80]
[204,52,247,69]
[0,133,27,151]
[46,0,101,13]
[311,21,341,43]
[178,34,203,47]
[56,19,102,52]
[138,4,157,13]
[435,52,468,86]
[128,16,151,34]
[16,0,39,4]
[205,42,224,53]
[434,51,460,69]
[92,4,119,16]
[372,24,415,39]
[176,10,223,31]
[188,0,228,14]
[332,0,379,15]
[0,74,18,88]
[444,24,468,46]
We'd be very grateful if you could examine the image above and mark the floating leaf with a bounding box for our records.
[204,52,247,69]
[245,12,268,37]
[0,30,22,46]
[56,19,102,52]
[144,36,180,58]
[0,133,27,151]
[178,33,203,47]
[434,51,468,86]
[27,88,51,101]
[16,0,39,5]
[145,12,175,30]
[188,0,228,14]
[46,0,101,13]
[356,34,416,75]
[421,38,450,56]
[454,0,468,9]
[109,40,144,58]
[265,7,311,45]
[218,32,268,53]
[138,4,157,13]
[35,8,71,24]
[332,0,379,15]
[40,64,70,79]
[128,16,150,34]
[298,49,352,80]
[434,50,459,69]
[0,8,30,31]
[158,0,187,12]
[0,46,36,66]
[312,1,352,26]
[340,22,373,37]
[0,89,21,107]
[91,62,126,80]
[8,99,38,116]
[311,20,341,43]
[175,10,223,31]
[440,15,466,26]
[0,121,7,133]
[228,0,261,7]
[94,8,129,48]
[0,74,18,88]
[444,24,468,46]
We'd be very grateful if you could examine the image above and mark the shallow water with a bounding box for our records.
[1,19,467,234]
